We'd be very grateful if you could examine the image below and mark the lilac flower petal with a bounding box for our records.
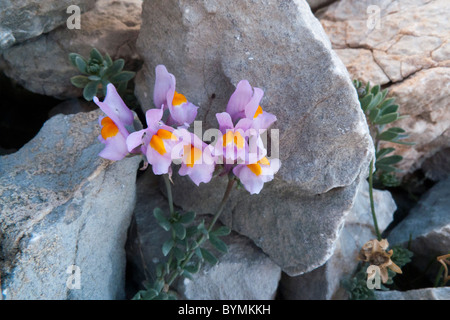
[180,162,215,186]
[252,111,277,131]
[145,107,164,133]
[226,80,253,122]
[146,145,173,175]
[98,133,129,161]
[126,129,146,152]
[235,118,253,132]
[104,83,134,126]
[94,96,129,138]
[154,65,175,109]
[233,164,265,195]
[168,101,199,127]
[216,112,234,134]
[244,87,264,120]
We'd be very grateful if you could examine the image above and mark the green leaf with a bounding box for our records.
[200,248,218,265]
[182,270,194,281]
[197,220,208,236]
[369,107,380,122]
[184,262,201,274]
[153,208,171,231]
[390,140,415,146]
[209,235,228,253]
[83,81,99,101]
[375,163,397,173]
[376,148,395,160]
[380,104,399,116]
[387,127,406,133]
[162,239,174,256]
[70,75,90,88]
[380,88,389,101]
[141,289,158,300]
[104,53,113,67]
[371,84,380,96]
[155,263,164,278]
[75,56,88,74]
[69,53,85,67]
[173,222,186,240]
[90,48,103,62]
[173,246,185,261]
[153,279,164,293]
[377,130,399,142]
[88,75,101,81]
[360,94,373,112]
[104,59,125,78]
[186,226,199,238]
[377,155,402,166]
[374,112,399,125]
[211,226,231,237]
[110,71,136,83]
[195,247,203,259]
[366,92,383,112]
[379,97,395,109]
[179,211,196,224]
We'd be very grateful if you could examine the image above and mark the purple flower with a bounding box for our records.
[94,84,134,161]
[175,129,217,186]
[233,157,281,195]
[126,107,179,175]
[226,80,276,131]
[213,112,266,164]
[153,65,198,127]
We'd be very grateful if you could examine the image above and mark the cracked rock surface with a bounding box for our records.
[1,0,142,99]
[319,0,450,177]
[0,110,140,299]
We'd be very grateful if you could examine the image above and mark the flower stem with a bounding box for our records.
[166,176,236,287]
[163,174,175,215]
[369,159,382,241]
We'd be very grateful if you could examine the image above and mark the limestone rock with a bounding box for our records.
[280,180,396,299]
[1,0,142,99]
[388,177,450,280]
[374,287,450,300]
[319,0,450,176]
[135,0,373,276]
[125,170,281,300]
[0,0,96,51]
[0,109,141,299]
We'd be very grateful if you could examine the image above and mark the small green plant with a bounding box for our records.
[69,48,136,101]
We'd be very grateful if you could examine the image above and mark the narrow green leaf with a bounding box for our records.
[173,247,184,261]
[365,81,371,95]
[141,289,158,300]
[155,263,164,278]
[104,53,113,67]
[377,130,399,142]
[179,211,196,224]
[182,270,194,281]
[195,247,203,259]
[83,81,99,101]
[380,104,399,116]
[75,56,87,74]
[173,223,186,240]
[369,107,380,122]
[69,53,85,67]
[377,155,403,165]
[211,226,231,237]
[380,88,389,101]
[360,94,373,112]
[390,140,415,146]
[209,235,228,253]
[379,97,395,110]
[88,75,101,81]
[104,59,125,78]
[197,220,208,236]
[186,226,199,238]
[371,84,380,96]
[200,248,218,265]
[184,262,201,274]
[153,208,171,231]
[366,92,383,111]
[110,71,136,83]
[70,75,90,88]
[375,163,397,173]
[154,279,164,293]
[376,148,395,160]
[387,127,406,133]
[374,112,399,125]
[90,48,103,62]
[162,239,174,256]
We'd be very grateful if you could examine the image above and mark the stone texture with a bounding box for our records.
[280,180,396,299]
[125,170,281,300]
[388,177,450,280]
[136,0,373,276]
[319,0,450,177]
[421,147,450,181]
[1,0,142,99]
[374,287,450,300]
[306,0,336,11]
[0,109,141,300]
[0,0,96,51]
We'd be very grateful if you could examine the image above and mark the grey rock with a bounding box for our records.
[306,0,336,11]
[126,170,281,300]
[136,0,373,276]
[1,0,142,99]
[280,180,396,299]
[319,0,450,177]
[0,0,96,51]
[388,177,450,279]
[0,109,141,299]
[48,98,97,118]
[422,147,450,182]
[374,287,450,300]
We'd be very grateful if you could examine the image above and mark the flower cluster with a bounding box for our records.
[93,65,280,194]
